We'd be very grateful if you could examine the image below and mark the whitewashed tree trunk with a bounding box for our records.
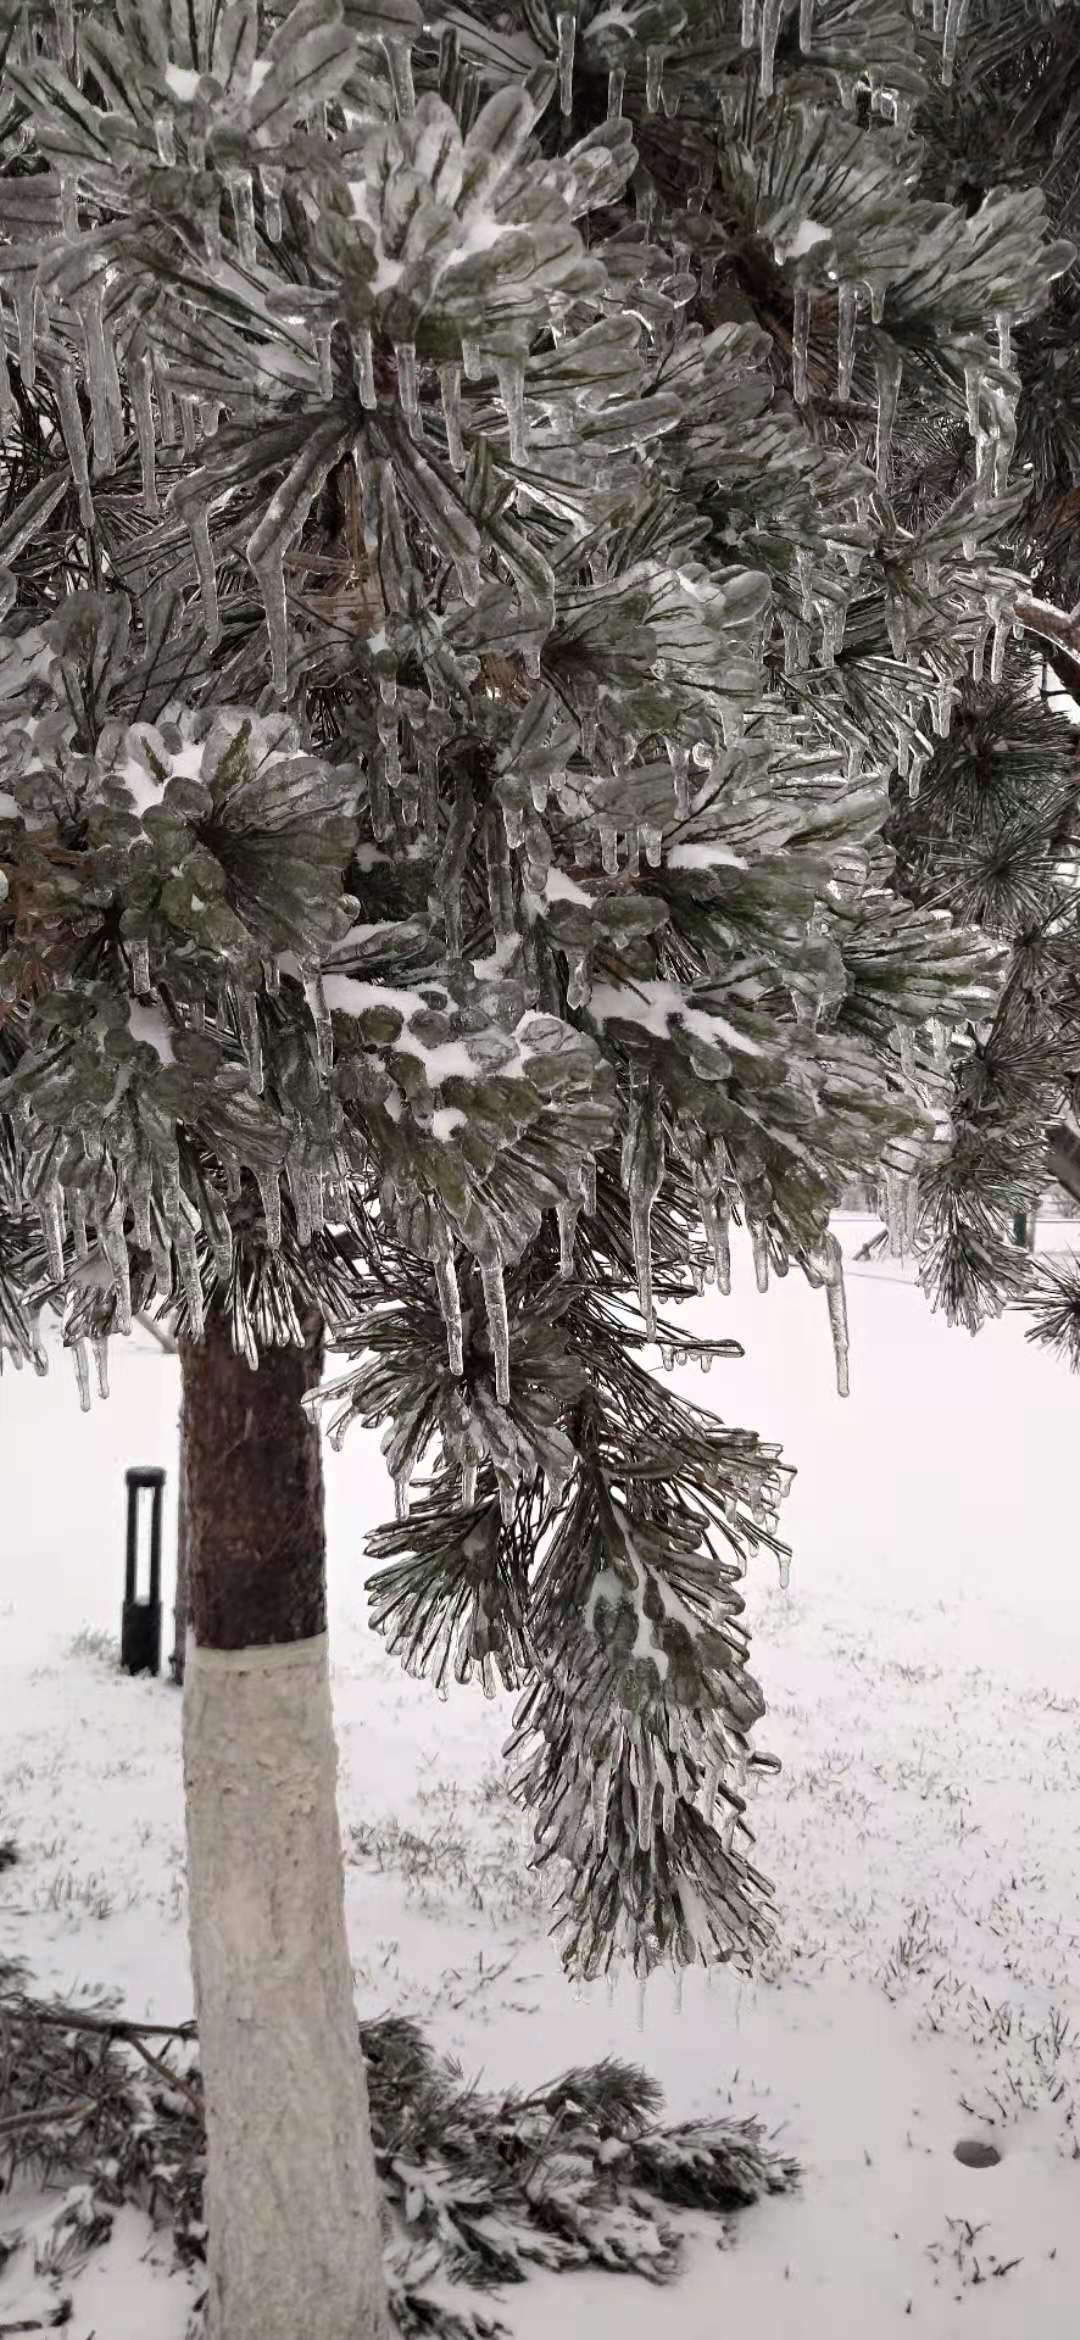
[180,1310,388,2340]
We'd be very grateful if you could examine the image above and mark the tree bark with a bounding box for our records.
[179,1308,388,2340]
[169,1418,189,1685]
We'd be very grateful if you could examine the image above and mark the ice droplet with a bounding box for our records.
[778,1550,792,1591]
[556,10,576,114]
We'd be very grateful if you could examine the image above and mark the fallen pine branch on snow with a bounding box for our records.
[0,1957,798,2337]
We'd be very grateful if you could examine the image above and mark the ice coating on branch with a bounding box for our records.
[228,170,257,266]
[557,1195,580,1278]
[741,0,757,46]
[102,1200,132,1335]
[132,353,159,518]
[622,1084,665,1338]
[186,503,220,646]
[608,66,625,118]
[40,1182,66,1281]
[55,368,94,529]
[383,34,416,118]
[176,1222,204,1341]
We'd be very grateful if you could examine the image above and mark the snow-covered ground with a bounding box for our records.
[3,1220,1080,2338]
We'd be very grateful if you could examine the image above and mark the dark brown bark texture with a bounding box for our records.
[180,1308,327,1651]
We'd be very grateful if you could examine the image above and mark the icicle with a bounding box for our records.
[625,1091,664,1339]
[941,0,969,86]
[669,743,690,816]
[79,284,117,473]
[129,936,151,996]
[150,1227,173,1301]
[645,46,665,112]
[315,328,335,402]
[395,339,418,419]
[176,1223,204,1339]
[990,600,1009,683]
[186,502,220,646]
[154,110,176,163]
[131,351,159,519]
[228,170,257,266]
[40,1182,66,1281]
[103,1201,132,1334]
[886,595,907,661]
[55,367,94,530]
[750,1221,770,1293]
[837,284,857,402]
[821,1237,850,1397]
[778,1550,792,1591]
[580,1157,597,1217]
[71,1338,91,1413]
[566,946,591,1008]
[741,0,757,47]
[995,310,1012,371]
[799,0,814,46]
[462,338,482,381]
[556,1196,579,1278]
[556,11,576,114]
[439,362,465,470]
[495,353,527,465]
[641,823,662,868]
[242,992,263,1095]
[461,1459,477,1507]
[791,285,811,405]
[261,166,285,241]
[306,973,334,1076]
[92,1335,110,1400]
[608,65,625,117]
[69,1190,89,1262]
[254,1167,280,1251]
[480,1252,511,1404]
[383,34,416,116]
[874,347,902,487]
[432,1226,464,1376]
[598,816,618,876]
[759,0,783,94]
[351,326,377,409]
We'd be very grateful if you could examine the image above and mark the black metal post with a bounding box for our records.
[121,1466,165,1676]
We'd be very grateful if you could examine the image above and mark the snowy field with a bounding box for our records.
[2,1220,1080,2338]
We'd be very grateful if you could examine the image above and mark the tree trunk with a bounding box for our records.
[180,1308,388,2340]
[169,1419,189,1685]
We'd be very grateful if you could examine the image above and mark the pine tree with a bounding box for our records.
[0,4,1073,2335]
